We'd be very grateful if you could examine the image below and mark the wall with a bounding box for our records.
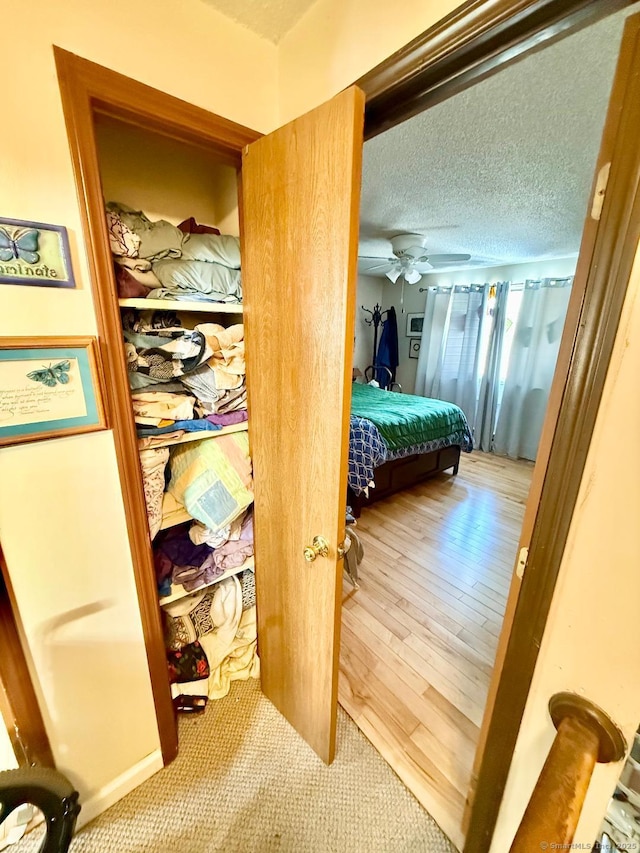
[277,0,461,124]
[381,257,578,394]
[353,275,384,375]
[490,243,640,850]
[95,119,240,235]
[0,0,276,823]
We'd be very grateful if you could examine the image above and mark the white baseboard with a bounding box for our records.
[77,749,164,829]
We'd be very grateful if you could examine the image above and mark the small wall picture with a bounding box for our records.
[409,339,421,359]
[0,337,105,446]
[406,312,424,337]
[0,217,75,288]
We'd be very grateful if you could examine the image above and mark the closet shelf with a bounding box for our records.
[119,297,243,313]
[159,555,255,607]
[139,420,248,451]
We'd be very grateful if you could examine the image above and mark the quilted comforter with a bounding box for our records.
[350,382,473,454]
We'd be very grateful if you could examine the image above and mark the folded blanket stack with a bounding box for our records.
[120,307,249,536]
[106,202,242,303]
[162,574,259,700]
[153,429,256,703]
[123,310,249,424]
[154,505,254,599]
[111,202,258,704]
[158,506,258,701]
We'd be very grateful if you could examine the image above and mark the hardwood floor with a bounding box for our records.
[338,451,534,850]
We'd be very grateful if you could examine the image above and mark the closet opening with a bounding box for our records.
[341,3,640,849]
[55,48,262,762]
[91,114,257,745]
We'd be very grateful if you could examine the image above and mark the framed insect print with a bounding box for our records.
[0,337,106,446]
[0,218,76,288]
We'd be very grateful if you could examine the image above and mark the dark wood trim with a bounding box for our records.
[53,47,260,764]
[358,0,635,139]
[0,544,55,768]
[353,1,640,848]
[462,21,637,822]
[465,14,640,849]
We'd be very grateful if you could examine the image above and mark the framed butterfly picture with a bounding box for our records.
[0,217,75,288]
[0,337,105,446]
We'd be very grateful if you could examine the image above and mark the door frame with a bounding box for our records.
[54,47,260,763]
[356,0,640,848]
[0,544,55,768]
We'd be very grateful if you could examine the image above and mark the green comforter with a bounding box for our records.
[350,382,473,453]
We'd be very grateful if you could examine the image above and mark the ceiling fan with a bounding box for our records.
[359,234,471,284]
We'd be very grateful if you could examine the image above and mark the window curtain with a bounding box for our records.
[474,282,509,451]
[415,284,487,425]
[493,277,573,460]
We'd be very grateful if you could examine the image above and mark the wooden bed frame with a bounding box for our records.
[347,443,462,517]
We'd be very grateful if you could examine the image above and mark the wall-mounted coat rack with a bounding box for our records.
[361,303,388,367]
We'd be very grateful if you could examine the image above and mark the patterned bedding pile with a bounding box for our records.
[348,383,473,495]
[107,202,242,303]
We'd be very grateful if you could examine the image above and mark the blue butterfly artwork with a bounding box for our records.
[27,360,71,388]
[0,226,40,264]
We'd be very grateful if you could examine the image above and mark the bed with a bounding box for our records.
[347,382,473,516]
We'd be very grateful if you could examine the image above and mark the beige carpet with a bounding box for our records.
[15,679,455,852]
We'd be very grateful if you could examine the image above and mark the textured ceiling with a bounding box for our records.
[198,0,317,43]
[359,8,634,274]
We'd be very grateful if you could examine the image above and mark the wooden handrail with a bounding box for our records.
[510,692,626,852]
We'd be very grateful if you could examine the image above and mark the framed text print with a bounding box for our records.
[0,338,105,446]
[0,218,76,288]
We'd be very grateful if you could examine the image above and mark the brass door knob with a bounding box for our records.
[303,536,329,562]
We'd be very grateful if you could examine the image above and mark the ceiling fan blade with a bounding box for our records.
[426,253,472,264]
[358,255,395,263]
[358,258,396,272]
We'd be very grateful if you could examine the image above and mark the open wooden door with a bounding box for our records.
[465,10,640,844]
[242,87,364,763]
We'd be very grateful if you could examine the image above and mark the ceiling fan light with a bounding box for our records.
[386,268,401,283]
[405,268,422,285]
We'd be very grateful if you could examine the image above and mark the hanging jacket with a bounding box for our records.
[375,306,399,389]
